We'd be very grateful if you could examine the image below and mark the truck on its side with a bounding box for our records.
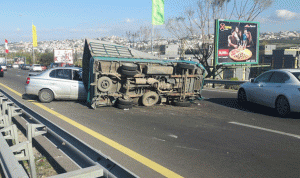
[82,39,207,109]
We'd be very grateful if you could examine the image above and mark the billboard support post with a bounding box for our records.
[213,19,218,88]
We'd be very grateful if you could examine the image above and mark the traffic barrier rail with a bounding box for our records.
[0,90,139,178]
[204,79,248,85]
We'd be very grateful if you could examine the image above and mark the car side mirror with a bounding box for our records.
[250,78,255,83]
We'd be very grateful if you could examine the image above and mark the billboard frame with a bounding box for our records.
[214,19,260,66]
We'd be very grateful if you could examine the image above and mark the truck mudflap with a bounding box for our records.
[82,39,207,108]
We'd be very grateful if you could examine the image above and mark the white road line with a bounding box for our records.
[168,134,178,139]
[229,122,300,139]
[175,146,202,151]
[152,137,166,142]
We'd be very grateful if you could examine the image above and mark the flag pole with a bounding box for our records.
[151,25,154,54]
[32,21,35,64]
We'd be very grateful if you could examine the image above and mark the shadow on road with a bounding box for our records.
[205,97,300,119]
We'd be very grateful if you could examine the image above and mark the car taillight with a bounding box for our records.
[26,77,30,84]
[0,69,3,72]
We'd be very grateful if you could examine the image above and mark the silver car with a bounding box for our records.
[25,67,87,102]
[238,69,300,117]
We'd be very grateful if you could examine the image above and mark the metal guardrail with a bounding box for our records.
[0,125,29,178]
[204,79,248,85]
[0,90,139,178]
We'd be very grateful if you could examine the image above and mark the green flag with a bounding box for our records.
[152,0,164,25]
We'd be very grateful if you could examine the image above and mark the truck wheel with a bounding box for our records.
[142,92,159,107]
[117,103,133,109]
[120,69,138,77]
[177,63,196,70]
[38,89,54,103]
[97,76,113,92]
[117,98,133,105]
[173,101,191,107]
[122,63,138,71]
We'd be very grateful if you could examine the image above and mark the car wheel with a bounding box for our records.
[38,89,54,103]
[122,63,138,71]
[237,89,247,105]
[177,63,196,70]
[173,101,192,107]
[276,96,290,117]
[97,76,113,92]
[142,92,159,107]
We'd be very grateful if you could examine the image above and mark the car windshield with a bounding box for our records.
[291,72,300,81]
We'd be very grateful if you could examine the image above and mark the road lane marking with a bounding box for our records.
[0,82,184,178]
[229,122,300,139]
[175,146,203,151]
[0,83,22,97]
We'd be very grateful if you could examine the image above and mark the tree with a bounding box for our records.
[166,0,273,78]
[38,52,54,66]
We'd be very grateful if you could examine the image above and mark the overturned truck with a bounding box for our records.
[82,39,207,109]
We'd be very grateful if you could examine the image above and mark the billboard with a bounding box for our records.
[14,57,25,64]
[214,19,259,65]
[54,49,73,64]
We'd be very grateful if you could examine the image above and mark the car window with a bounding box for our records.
[73,70,82,81]
[50,69,71,80]
[63,69,72,80]
[254,72,273,83]
[269,72,290,83]
[292,72,300,82]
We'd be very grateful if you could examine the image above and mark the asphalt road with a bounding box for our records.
[1,68,300,178]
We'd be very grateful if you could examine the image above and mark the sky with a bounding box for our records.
[0,0,299,43]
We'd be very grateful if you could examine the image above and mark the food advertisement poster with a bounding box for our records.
[215,19,259,65]
[54,49,73,64]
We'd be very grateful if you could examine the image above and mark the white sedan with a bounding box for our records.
[25,67,87,102]
[237,69,300,117]
[30,64,43,72]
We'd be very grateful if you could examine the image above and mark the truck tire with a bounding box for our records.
[97,76,113,92]
[173,101,191,107]
[38,89,54,103]
[117,103,133,109]
[142,92,159,107]
[120,69,138,77]
[177,63,196,70]
[122,63,138,71]
[117,98,133,105]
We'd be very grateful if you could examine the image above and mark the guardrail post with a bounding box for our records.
[2,101,14,117]
[8,105,22,126]
[0,124,19,144]
[27,123,47,143]
[0,97,8,115]
[26,123,47,178]
[0,115,10,128]
[0,132,29,178]
[10,141,37,178]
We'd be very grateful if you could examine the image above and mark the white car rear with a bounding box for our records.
[12,64,19,69]
[1,65,7,71]
[30,64,43,72]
